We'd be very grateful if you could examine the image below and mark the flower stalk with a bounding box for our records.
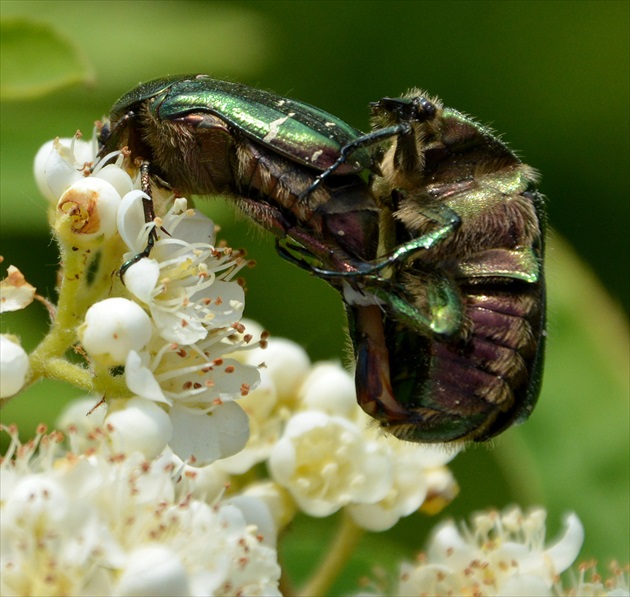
[297,512,365,597]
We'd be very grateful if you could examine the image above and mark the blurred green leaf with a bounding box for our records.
[495,233,630,564]
[0,18,94,100]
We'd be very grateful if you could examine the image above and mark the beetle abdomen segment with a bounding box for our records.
[366,277,544,443]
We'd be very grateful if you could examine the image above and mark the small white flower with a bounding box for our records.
[56,396,108,452]
[55,177,122,246]
[216,373,283,474]
[114,545,189,596]
[269,411,393,517]
[348,440,458,532]
[216,338,311,474]
[122,329,260,465]
[569,560,630,596]
[119,193,248,345]
[226,493,278,547]
[79,298,152,366]
[243,337,311,402]
[233,481,297,539]
[394,507,585,596]
[171,452,231,505]
[34,136,95,202]
[34,135,133,203]
[126,335,260,408]
[0,335,29,398]
[92,162,135,198]
[220,353,461,526]
[105,397,173,460]
[299,361,358,418]
[34,135,260,466]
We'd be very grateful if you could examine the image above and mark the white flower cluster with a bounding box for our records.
[211,332,460,532]
[0,424,281,596]
[33,136,262,466]
[55,333,460,536]
[396,507,584,596]
[356,506,628,597]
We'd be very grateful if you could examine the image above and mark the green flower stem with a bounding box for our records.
[35,358,93,392]
[27,241,130,397]
[297,512,364,597]
[20,210,136,399]
[29,246,85,366]
[83,236,127,307]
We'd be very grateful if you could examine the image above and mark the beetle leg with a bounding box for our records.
[119,162,161,279]
[96,110,136,161]
[299,123,413,199]
[360,267,464,339]
[301,95,439,199]
[372,201,461,272]
[281,200,461,279]
[234,194,360,274]
[139,162,159,242]
[233,195,294,238]
[352,305,409,420]
[275,239,324,272]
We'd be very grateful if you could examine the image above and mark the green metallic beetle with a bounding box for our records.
[98,74,383,272]
[345,90,547,442]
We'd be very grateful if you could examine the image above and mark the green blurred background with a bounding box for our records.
[1,1,628,592]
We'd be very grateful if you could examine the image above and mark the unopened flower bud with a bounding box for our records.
[106,397,172,459]
[55,177,122,247]
[79,298,152,366]
[92,163,134,198]
[0,334,29,398]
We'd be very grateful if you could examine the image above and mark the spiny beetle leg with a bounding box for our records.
[275,239,323,273]
[276,200,461,280]
[369,201,461,273]
[363,270,463,338]
[299,123,413,199]
[120,161,158,280]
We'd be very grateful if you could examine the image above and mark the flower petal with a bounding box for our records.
[169,401,250,465]
[125,350,171,405]
[118,190,152,252]
[125,259,161,305]
[168,208,216,245]
[544,512,584,574]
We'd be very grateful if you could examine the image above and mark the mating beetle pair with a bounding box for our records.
[98,74,546,443]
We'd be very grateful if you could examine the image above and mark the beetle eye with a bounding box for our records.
[417,98,436,120]
[98,122,111,146]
